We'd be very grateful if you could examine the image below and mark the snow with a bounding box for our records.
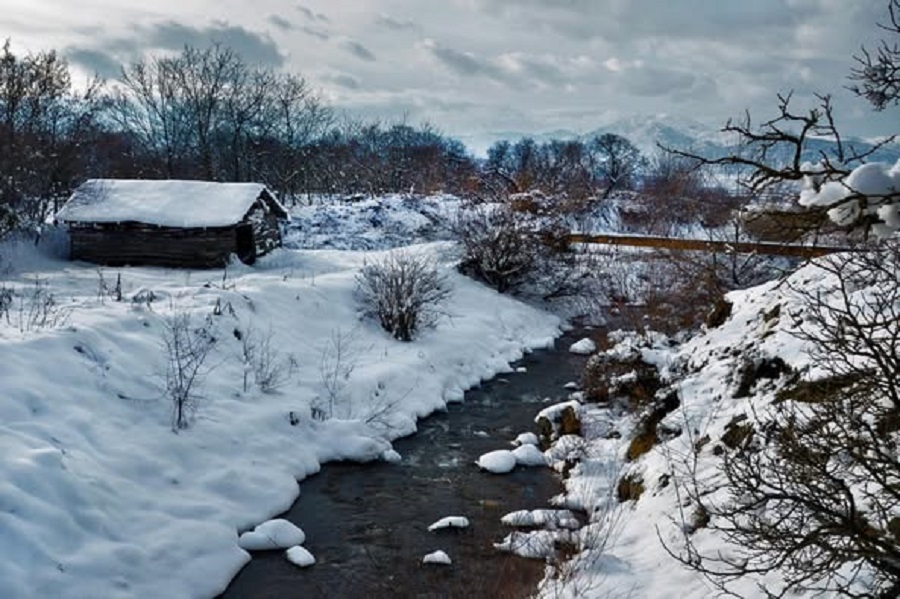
[501,509,580,530]
[0,219,560,599]
[427,516,470,531]
[422,550,452,565]
[284,545,315,568]
[381,449,403,463]
[56,179,287,228]
[238,519,306,551]
[512,444,548,467]
[568,338,596,355]
[799,159,900,236]
[495,530,563,559]
[285,194,460,251]
[513,432,540,446]
[476,449,518,474]
[538,253,894,598]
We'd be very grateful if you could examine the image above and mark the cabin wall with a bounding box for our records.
[69,224,237,268]
[246,202,283,258]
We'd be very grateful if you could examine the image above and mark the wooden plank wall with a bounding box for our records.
[70,225,237,268]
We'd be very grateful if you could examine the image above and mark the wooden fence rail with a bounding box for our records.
[567,233,855,259]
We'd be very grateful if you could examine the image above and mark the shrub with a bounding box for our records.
[162,311,216,430]
[454,203,544,294]
[356,251,451,342]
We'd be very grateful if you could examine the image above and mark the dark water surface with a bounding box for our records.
[222,329,599,599]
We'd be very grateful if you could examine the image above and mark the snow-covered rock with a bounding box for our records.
[285,545,316,568]
[569,338,597,355]
[239,519,306,551]
[494,530,561,559]
[428,516,470,531]
[381,449,402,464]
[512,444,548,467]
[476,450,518,474]
[501,509,580,530]
[513,432,540,447]
[422,550,452,565]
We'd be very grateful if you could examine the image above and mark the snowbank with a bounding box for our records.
[0,239,559,599]
[540,254,882,598]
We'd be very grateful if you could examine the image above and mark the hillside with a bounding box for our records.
[536,247,898,597]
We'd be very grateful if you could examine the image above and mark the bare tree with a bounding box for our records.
[850,0,900,110]
[0,39,105,227]
[589,133,643,198]
[111,53,191,178]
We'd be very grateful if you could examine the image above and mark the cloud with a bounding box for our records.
[342,40,376,61]
[616,64,697,97]
[139,21,285,67]
[324,72,362,90]
[301,25,330,41]
[64,20,286,78]
[497,52,597,86]
[421,39,511,83]
[375,14,418,31]
[267,15,294,31]
[65,47,122,78]
[297,5,329,22]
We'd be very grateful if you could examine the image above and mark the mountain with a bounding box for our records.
[460,114,900,166]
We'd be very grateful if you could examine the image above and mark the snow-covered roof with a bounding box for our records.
[57,179,287,228]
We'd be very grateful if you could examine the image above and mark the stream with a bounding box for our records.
[221,328,599,599]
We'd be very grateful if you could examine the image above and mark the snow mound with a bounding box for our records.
[381,449,402,463]
[495,530,561,559]
[512,444,548,467]
[513,432,540,447]
[501,509,580,530]
[428,516,470,531]
[238,520,306,551]
[476,450,518,474]
[568,338,597,355]
[285,545,315,568]
[422,550,452,565]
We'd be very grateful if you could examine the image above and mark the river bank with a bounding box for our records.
[222,328,603,599]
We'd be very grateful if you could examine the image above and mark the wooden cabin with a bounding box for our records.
[56,180,289,268]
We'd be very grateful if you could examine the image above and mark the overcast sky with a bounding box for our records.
[3,0,897,149]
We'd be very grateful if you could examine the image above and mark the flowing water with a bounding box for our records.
[222,329,600,599]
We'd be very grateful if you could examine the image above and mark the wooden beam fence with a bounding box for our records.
[567,233,855,259]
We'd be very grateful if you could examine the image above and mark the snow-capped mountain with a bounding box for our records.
[462,114,900,166]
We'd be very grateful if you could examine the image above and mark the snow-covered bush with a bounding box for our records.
[237,323,297,393]
[356,251,450,342]
[453,200,582,298]
[454,202,544,294]
[162,311,216,430]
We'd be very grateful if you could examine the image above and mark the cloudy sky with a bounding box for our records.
[3,0,897,150]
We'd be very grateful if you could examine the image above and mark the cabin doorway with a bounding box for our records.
[235,224,256,264]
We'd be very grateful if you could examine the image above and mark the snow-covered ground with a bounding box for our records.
[284,193,461,250]
[534,252,889,598]
[0,226,560,598]
[3,189,866,599]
